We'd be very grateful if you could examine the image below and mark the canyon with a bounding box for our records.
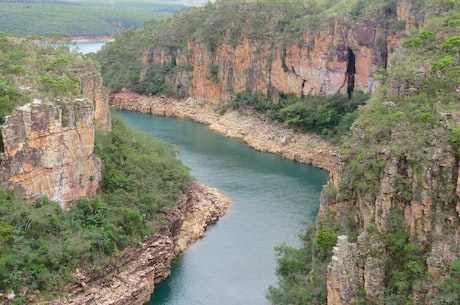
[0,52,231,304]
[106,0,460,302]
[1,0,459,304]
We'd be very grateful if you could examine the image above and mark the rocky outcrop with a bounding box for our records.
[327,235,359,305]
[325,114,460,303]
[146,19,387,103]
[327,232,387,305]
[79,65,112,131]
[44,181,229,305]
[111,91,339,186]
[0,98,101,206]
[0,59,111,206]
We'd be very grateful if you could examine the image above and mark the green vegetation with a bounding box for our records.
[97,29,147,92]
[0,34,191,301]
[97,1,460,302]
[0,116,191,298]
[0,0,183,37]
[262,0,460,304]
[226,91,370,141]
[0,32,100,150]
[267,228,328,305]
[0,33,95,122]
[433,259,460,305]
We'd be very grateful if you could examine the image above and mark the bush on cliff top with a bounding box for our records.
[0,116,191,300]
[0,33,97,123]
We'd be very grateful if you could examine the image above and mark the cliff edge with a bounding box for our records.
[44,181,230,305]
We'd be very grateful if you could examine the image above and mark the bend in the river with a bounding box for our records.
[116,107,329,305]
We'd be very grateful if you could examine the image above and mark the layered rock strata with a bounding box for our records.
[79,65,112,131]
[0,98,101,206]
[326,145,460,304]
[145,21,387,103]
[43,181,230,305]
[110,91,339,186]
[0,63,111,206]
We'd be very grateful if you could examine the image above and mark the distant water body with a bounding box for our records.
[71,41,106,54]
[116,111,329,305]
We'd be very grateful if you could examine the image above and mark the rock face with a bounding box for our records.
[324,119,460,303]
[0,98,101,206]
[327,235,358,305]
[45,181,230,305]
[111,91,339,185]
[79,65,112,131]
[145,19,387,103]
[0,64,111,206]
[322,3,460,301]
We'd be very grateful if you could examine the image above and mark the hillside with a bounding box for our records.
[97,0,460,304]
[0,34,209,304]
[0,0,185,37]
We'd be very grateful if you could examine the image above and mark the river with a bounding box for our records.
[71,41,106,54]
[117,111,329,305]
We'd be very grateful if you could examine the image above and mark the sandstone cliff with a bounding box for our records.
[0,59,111,206]
[44,181,229,305]
[79,65,112,132]
[98,1,420,104]
[325,127,460,304]
[0,98,101,206]
[143,21,387,103]
[323,2,460,302]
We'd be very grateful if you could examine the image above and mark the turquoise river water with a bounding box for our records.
[117,111,329,305]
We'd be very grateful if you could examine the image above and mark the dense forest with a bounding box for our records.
[0,34,191,302]
[0,0,184,37]
[96,0,460,304]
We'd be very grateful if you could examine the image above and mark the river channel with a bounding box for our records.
[116,111,329,305]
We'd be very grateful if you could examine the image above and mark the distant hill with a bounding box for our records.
[0,0,190,37]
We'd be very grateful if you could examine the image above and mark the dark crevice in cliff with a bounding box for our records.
[346,48,356,98]
[301,80,306,98]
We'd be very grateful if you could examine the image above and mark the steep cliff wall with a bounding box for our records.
[0,56,111,206]
[0,98,101,206]
[145,20,387,103]
[326,127,460,304]
[323,2,460,301]
[98,0,414,103]
[98,1,460,303]
[79,65,112,131]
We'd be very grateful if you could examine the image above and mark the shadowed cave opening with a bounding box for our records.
[346,48,356,98]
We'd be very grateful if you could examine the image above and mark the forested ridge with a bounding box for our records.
[0,0,184,37]
[97,0,460,304]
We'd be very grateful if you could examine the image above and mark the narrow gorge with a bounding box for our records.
[97,0,460,304]
[1,0,460,304]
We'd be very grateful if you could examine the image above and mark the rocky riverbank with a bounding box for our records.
[110,91,339,186]
[39,182,229,305]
